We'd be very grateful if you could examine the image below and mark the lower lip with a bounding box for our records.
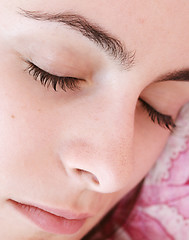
[10,201,86,235]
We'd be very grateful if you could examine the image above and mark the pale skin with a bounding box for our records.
[0,0,189,239]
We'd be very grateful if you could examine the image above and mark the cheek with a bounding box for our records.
[0,59,50,196]
[0,93,33,195]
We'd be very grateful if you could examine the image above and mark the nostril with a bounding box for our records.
[75,169,100,185]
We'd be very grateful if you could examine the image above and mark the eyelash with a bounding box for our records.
[25,60,176,131]
[139,98,176,131]
[25,60,84,92]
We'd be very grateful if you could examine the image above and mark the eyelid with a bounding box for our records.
[139,98,169,116]
[24,59,82,80]
[24,60,86,92]
[139,98,176,130]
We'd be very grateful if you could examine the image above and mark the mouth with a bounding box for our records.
[8,199,89,235]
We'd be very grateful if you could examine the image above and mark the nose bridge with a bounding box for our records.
[60,90,135,193]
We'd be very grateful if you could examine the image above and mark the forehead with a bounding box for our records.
[2,0,189,76]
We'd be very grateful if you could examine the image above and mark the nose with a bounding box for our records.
[57,76,137,193]
[61,137,133,193]
[59,104,134,193]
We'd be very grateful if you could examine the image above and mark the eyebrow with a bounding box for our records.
[156,69,189,83]
[18,8,135,70]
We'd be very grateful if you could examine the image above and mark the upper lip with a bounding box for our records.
[9,199,92,220]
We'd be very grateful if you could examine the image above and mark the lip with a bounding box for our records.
[8,199,89,235]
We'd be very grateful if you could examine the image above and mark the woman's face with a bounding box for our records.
[1,0,189,239]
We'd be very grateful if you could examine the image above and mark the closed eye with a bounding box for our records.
[24,60,86,92]
[139,98,176,131]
